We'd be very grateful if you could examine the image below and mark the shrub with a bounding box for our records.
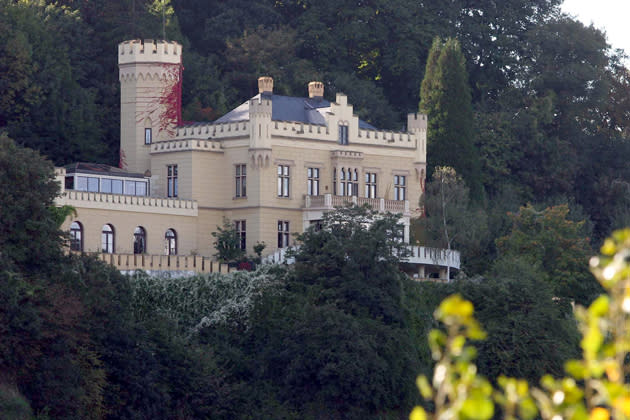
[412,229,630,420]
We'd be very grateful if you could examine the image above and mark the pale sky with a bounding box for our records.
[561,0,630,59]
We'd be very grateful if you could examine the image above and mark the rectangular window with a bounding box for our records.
[235,220,246,250]
[338,125,349,145]
[340,168,346,196]
[277,221,290,248]
[112,179,123,194]
[340,168,358,197]
[136,181,147,196]
[125,180,136,196]
[145,128,152,145]
[77,176,99,192]
[88,177,99,192]
[277,165,290,197]
[307,167,320,196]
[235,164,246,197]
[167,165,178,197]
[394,175,406,201]
[101,178,112,193]
[76,176,87,191]
[365,172,377,198]
[333,168,337,195]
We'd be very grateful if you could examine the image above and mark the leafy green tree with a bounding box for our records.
[423,166,490,276]
[225,25,319,97]
[466,260,579,381]
[292,205,409,323]
[0,1,105,164]
[420,37,482,197]
[411,229,630,420]
[495,204,600,305]
[0,134,63,273]
[212,218,245,263]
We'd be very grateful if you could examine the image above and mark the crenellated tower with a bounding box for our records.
[408,112,428,193]
[118,39,183,173]
[248,76,273,169]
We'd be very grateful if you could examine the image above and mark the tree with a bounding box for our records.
[292,205,409,323]
[240,205,421,417]
[0,134,63,273]
[495,204,600,305]
[410,229,630,420]
[0,1,105,164]
[420,37,482,197]
[212,218,245,263]
[466,260,579,381]
[423,166,489,276]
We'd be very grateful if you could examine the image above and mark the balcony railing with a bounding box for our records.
[262,245,460,271]
[87,253,231,274]
[304,194,409,215]
[403,246,460,270]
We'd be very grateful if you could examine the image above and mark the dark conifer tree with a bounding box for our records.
[419,37,482,199]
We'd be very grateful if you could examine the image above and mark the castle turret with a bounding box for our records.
[249,78,273,152]
[118,39,183,173]
[408,113,428,191]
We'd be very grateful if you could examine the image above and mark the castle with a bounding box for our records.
[55,39,459,277]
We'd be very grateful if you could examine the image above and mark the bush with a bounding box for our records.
[411,229,630,420]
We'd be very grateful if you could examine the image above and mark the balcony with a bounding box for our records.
[404,246,460,270]
[304,194,409,215]
[56,190,198,217]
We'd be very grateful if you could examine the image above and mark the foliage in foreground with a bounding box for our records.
[411,229,630,420]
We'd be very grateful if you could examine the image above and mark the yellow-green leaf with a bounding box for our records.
[410,406,427,420]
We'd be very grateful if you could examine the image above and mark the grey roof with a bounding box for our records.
[212,93,376,129]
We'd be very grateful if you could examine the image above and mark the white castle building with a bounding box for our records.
[56,39,459,278]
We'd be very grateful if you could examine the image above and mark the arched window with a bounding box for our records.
[165,229,177,255]
[133,226,146,254]
[70,221,83,252]
[102,224,115,253]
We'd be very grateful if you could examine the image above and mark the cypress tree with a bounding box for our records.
[419,37,482,198]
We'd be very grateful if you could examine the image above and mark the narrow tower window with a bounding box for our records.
[167,165,178,197]
[235,164,247,197]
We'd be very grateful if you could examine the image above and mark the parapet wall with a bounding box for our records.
[174,121,250,140]
[119,39,182,65]
[151,138,224,154]
[271,119,417,148]
[57,190,198,217]
[168,118,418,149]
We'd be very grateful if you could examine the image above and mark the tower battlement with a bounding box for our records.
[118,39,181,65]
[249,97,272,116]
[407,113,427,132]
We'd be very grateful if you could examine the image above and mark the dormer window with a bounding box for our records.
[338,124,349,145]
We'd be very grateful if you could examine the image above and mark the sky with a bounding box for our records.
[561,0,630,58]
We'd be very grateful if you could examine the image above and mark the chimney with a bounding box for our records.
[258,76,273,94]
[308,81,324,98]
